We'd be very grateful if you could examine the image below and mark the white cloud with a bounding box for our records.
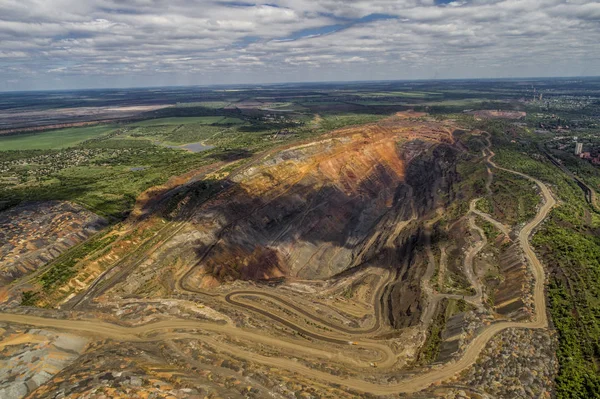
[0,0,599,90]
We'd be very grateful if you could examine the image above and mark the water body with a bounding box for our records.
[181,142,214,152]
[129,167,146,171]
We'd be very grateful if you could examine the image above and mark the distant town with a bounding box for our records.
[549,136,600,166]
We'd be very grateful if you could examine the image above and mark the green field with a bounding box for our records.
[316,113,386,131]
[356,91,442,98]
[1,147,208,219]
[217,117,245,124]
[0,108,312,219]
[0,125,117,150]
[129,116,243,127]
[175,101,233,109]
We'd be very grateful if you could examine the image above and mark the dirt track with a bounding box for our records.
[0,136,555,395]
[0,312,393,370]
[471,205,512,237]
[225,289,383,335]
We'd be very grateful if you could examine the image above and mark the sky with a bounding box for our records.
[1,0,599,91]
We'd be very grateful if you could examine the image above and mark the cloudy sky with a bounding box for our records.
[1,0,599,91]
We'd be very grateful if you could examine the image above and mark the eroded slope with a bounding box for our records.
[0,201,106,287]
[109,117,458,297]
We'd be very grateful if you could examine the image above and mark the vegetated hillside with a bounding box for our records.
[483,120,600,399]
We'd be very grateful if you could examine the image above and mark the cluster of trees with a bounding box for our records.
[488,120,600,398]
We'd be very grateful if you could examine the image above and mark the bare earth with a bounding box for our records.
[0,132,556,396]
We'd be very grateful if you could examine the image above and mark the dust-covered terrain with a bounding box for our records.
[0,201,106,290]
[5,79,600,398]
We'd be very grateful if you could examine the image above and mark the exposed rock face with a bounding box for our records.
[0,325,88,399]
[494,243,533,320]
[387,144,460,329]
[102,117,461,329]
[192,136,411,282]
[0,201,106,286]
[159,120,458,288]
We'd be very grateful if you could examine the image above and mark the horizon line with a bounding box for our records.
[2,75,600,95]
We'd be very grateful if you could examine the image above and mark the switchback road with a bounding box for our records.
[0,135,555,395]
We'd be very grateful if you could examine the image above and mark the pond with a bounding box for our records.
[181,142,215,152]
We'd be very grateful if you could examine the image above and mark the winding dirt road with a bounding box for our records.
[421,194,507,327]
[471,202,511,238]
[225,289,383,335]
[0,136,555,395]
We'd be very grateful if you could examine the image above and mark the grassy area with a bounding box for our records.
[39,232,119,291]
[440,141,488,223]
[1,147,209,219]
[20,291,39,306]
[356,91,441,98]
[418,306,446,364]
[126,124,226,145]
[484,169,540,226]
[129,116,242,126]
[176,101,232,109]
[218,117,245,124]
[2,108,367,220]
[349,101,408,106]
[418,298,472,364]
[476,216,501,241]
[476,197,493,214]
[316,113,386,132]
[0,125,116,150]
[484,121,600,399]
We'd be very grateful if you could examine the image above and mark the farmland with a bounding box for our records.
[0,125,117,150]
[129,116,244,126]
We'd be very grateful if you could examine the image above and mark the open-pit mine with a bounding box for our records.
[0,113,557,398]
